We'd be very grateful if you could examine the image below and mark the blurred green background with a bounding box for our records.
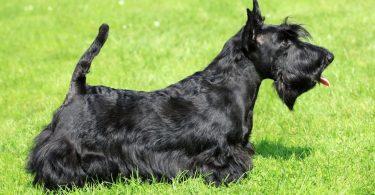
[0,0,374,194]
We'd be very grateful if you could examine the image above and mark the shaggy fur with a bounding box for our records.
[27,0,334,189]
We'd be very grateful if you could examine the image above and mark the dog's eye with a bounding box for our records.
[281,40,291,48]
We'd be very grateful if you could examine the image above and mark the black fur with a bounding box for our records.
[27,0,334,189]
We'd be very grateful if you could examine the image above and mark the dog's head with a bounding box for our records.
[242,0,334,110]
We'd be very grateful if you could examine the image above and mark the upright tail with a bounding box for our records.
[66,24,109,100]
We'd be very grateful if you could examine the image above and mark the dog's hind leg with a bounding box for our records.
[28,134,86,189]
[66,24,109,101]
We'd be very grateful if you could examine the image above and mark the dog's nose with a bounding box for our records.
[326,52,334,64]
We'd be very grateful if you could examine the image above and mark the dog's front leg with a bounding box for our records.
[191,141,253,186]
[242,110,253,146]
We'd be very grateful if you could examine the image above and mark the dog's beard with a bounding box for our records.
[274,75,316,110]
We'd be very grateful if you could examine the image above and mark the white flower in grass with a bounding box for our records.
[154,20,160,28]
[118,0,125,6]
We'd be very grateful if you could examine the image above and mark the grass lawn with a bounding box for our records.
[0,0,374,194]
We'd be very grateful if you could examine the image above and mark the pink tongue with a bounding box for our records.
[319,77,330,87]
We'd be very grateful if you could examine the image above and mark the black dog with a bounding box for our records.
[27,0,334,189]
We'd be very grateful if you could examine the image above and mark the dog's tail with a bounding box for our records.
[66,24,109,100]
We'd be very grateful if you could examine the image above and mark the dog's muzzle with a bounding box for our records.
[318,51,334,87]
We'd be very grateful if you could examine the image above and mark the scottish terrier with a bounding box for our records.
[27,0,334,189]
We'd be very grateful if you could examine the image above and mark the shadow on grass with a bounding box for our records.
[254,140,312,160]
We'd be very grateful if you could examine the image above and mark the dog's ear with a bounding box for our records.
[242,0,264,51]
[252,0,263,23]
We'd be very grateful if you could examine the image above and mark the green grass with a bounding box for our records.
[0,0,374,194]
